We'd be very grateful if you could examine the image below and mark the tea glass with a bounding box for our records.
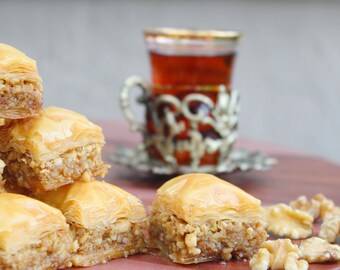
[120,28,241,168]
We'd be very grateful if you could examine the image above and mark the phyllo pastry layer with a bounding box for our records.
[0,43,43,119]
[38,180,148,266]
[0,193,72,269]
[149,173,267,264]
[0,106,109,193]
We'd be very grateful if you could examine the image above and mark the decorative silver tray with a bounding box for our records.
[109,146,277,175]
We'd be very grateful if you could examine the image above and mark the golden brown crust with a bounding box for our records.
[0,193,69,253]
[38,180,148,266]
[153,173,263,225]
[0,43,43,119]
[38,180,147,228]
[0,43,41,81]
[0,107,105,161]
[150,173,266,264]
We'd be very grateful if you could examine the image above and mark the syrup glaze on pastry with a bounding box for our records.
[0,193,68,253]
[0,43,43,119]
[38,180,148,266]
[38,180,147,228]
[150,173,267,264]
[0,107,108,193]
[0,43,40,81]
[0,106,104,161]
[153,173,263,225]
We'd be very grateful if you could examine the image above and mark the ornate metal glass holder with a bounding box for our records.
[110,77,277,175]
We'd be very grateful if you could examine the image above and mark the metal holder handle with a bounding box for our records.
[120,76,150,133]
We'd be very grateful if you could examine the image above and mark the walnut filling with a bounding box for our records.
[0,80,43,118]
[0,230,72,270]
[149,212,267,264]
[1,144,109,193]
[71,220,148,267]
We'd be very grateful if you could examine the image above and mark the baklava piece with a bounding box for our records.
[0,159,5,192]
[38,180,148,267]
[0,43,43,119]
[0,193,72,269]
[149,173,267,264]
[0,107,109,193]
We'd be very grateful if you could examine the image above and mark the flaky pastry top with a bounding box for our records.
[0,193,68,253]
[0,43,41,82]
[0,107,105,161]
[38,180,147,228]
[152,173,263,225]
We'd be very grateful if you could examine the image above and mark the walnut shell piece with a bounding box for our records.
[289,195,320,220]
[249,239,308,270]
[299,237,340,263]
[264,204,313,239]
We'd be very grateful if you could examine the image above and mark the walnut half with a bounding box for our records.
[289,195,320,220]
[299,237,340,263]
[249,239,308,270]
[264,204,313,239]
[319,216,340,243]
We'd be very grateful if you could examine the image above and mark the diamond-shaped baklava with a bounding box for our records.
[0,43,43,119]
[0,106,109,193]
[0,193,72,269]
[38,180,148,266]
[149,173,267,264]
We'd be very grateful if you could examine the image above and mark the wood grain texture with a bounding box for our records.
[72,121,340,270]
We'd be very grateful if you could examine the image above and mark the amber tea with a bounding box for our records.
[120,28,241,167]
[150,52,236,87]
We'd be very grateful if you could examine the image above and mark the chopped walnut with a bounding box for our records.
[249,248,270,270]
[313,194,336,219]
[264,204,313,239]
[319,216,340,243]
[299,237,340,263]
[285,252,309,270]
[323,206,340,221]
[250,239,308,270]
[289,195,320,220]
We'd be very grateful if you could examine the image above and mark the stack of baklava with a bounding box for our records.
[0,43,268,270]
[0,43,148,269]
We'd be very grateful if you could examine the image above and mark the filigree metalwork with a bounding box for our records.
[143,85,239,168]
[118,77,277,173]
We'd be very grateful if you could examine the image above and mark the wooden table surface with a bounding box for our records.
[79,121,340,270]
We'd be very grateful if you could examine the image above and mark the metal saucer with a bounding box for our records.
[109,146,277,175]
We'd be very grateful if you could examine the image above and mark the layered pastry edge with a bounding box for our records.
[0,106,109,193]
[37,180,148,266]
[0,43,43,119]
[149,173,267,264]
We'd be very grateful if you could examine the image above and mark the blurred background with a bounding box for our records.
[1,0,339,163]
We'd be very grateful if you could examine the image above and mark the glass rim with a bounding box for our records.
[144,27,242,41]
